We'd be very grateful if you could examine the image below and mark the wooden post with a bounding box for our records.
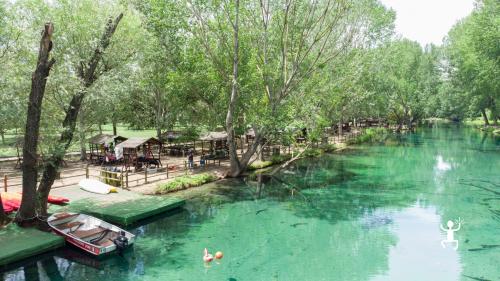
[144,168,148,184]
[218,160,221,166]
[166,164,169,178]
[125,170,129,188]
[3,175,7,192]
[85,164,89,179]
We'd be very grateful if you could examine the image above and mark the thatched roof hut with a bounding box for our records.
[199,131,228,141]
[115,137,161,149]
[88,134,127,145]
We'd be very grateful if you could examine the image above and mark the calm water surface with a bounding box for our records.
[2,126,499,281]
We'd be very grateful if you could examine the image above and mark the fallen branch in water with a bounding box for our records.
[268,144,310,176]
[458,180,500,196]
[462,274,492,281]
[468,244,500,252]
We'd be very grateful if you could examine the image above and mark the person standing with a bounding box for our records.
[188,150,194,169]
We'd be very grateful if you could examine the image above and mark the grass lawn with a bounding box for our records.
[464,117,486,126]
[0,134,19,157]
[99,124,158,138]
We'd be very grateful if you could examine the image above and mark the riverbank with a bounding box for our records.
[0,127,385,264]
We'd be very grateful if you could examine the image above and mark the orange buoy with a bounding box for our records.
[215,251,223,259]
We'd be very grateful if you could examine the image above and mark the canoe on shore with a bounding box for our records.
[79,179,117,194]
[48,212,135,256]
[1,192,69,213]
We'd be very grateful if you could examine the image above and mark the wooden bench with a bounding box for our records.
[56,221,83,230]
[72,227,107,239]
[51,213,79,223]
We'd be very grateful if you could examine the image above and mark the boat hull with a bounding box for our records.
[48,212,135,256]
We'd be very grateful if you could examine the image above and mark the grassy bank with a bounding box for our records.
[346,128,391,145]
[248,154,293,170]
[155,173,218,194]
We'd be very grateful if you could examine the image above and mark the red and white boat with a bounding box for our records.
[48,212,135,256]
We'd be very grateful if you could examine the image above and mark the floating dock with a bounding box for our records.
[0,195,185,267]
[60,196,186,225]
[0,224,65,267]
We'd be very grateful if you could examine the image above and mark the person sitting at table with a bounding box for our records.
[105,151,116,163]
[137,149,146,162]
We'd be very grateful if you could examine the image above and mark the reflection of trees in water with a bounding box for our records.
[241,155,417,225]
[417,127,500,280]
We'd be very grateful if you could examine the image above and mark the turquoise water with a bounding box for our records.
[1,126,499,281]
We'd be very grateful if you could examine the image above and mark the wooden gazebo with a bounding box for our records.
[199,131,229,158]
[161,130,183,143]
[245,128,256,144]
[115,137,162,171]
[161,130,199,156]
[88,134,127,164]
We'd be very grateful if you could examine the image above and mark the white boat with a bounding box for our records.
[79,179,117,194]
[48,212,135,256]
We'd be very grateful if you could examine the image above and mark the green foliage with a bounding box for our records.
[248,154,292,170]
[1,0,495,163]
[302,148,324,158]
[320,143,337,153]
[440,0,499,124]
[248,160,273,170]
[347,128,390,145]
[155,173,218,194]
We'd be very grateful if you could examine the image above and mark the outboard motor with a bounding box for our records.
[113,231,129,256]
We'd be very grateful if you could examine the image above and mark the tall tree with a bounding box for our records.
[36,14,124,217]
[16,23,55,224]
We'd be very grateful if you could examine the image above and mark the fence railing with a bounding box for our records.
[1,129,371,192]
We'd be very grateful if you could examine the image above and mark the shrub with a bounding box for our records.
[303,148,323,157]
[247,154,293,170]
[348,128,390,144]
[270,154,292,163]
[248,160,273,170]
[155,173,218,194]
[320,143,337,152]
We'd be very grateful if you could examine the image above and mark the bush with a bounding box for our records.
[270,154,292,163]
[320,143,337,152]
[248,160,274,170]
[347,128,389,144]
[247,154,293,170]
[155,173,218,194]
[302,148,323,157]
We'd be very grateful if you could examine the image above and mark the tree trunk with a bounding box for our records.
[0,193,10,226]
[38,93,85,216]
[0,130,5,145]
[223,0,262,177]
[112,120,117,135]
[226,0,242,177]
[98,123,102,134]
[490,99,498,125]
[257,141,264,161]
[15,23,55,225]
[36,14,123,217]
[481,108,489,125]
[79,111,87,161]
[155,90,163,142]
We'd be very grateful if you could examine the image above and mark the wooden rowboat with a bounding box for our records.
[48,212,135,256]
